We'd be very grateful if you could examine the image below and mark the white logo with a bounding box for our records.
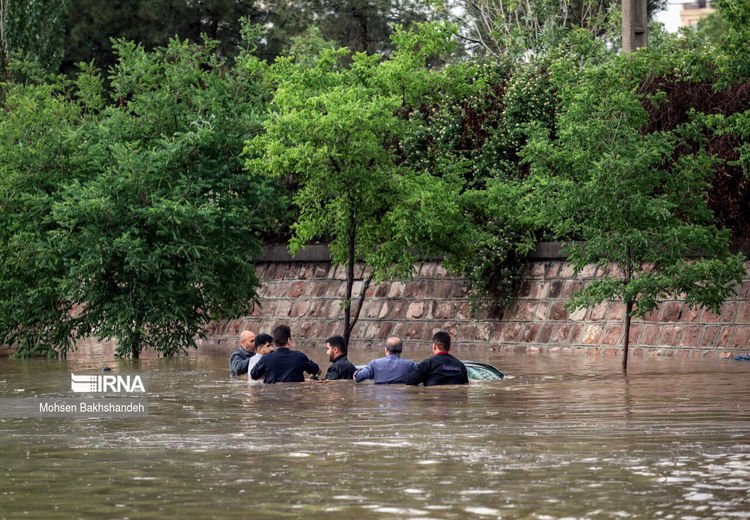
[71,374,146,393]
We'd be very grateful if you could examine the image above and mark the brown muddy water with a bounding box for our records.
[0,347,749,519]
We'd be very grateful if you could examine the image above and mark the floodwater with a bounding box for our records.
[1,348,749,519]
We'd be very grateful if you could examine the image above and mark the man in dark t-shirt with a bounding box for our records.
[324,335,356,380]
[250,325,320,383]
[406,331,468,386]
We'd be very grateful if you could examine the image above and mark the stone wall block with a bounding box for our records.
[364,301,382,319]
[326,301,342,319]
[680,326,702,347]
[289,281,305,298]
[569,307,587,321]
[545,261,563,278]
[378,302,391,319]
[552,325,573,343]
[402,322,427,341]
[602,325,623,345]
[521,323,540,343]
[456,301,472,320]
[299,264,315,280]
[434,281,453,299]
[537,324,554,344]
[534,303,550,321]
[738,281,750,299]
[548,280,564,298]
[699,326,718,348]
[529,262,547,278]
[658,326,682,346]
[579,264,597,279]
[275,301,292,318]
[589,302,609,321]
[290,300,310,318]
[563,281,583,297]
[570,324,584,344]
[680,306,700,323]
[516,302,539,321]
[475,322,492,342]
[434,301,456,320]
[518,281,533,298]
[559,263,576,278]
[628,324,643,344]
[403,280,425,298]
[729,326,750,348]
[490,324,506,343]
[451,282,470,298]
[228,320,244,335]
[503,322,523,342]
[582,325,602,344]
[388,301,407,320]
[721,303,738,322]
[419,263,435,277]
[642,309,660,322]
[406,302,425,320]
[388,282,405,298]
[458,325,476,342]
[313,264,330,279]
[435,264,449,277]
[641,326,659,345]
[549,303,568,321]
[700,308,720,323]
[737,302,750,324]
[374,284,388,298]
[660,302,682,322]
[608,303,626,321]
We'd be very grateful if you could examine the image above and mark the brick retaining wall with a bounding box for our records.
[204,245,750,359]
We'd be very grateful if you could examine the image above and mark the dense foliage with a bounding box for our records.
[1,0,748,359]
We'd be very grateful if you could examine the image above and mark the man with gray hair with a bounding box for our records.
[354,336,417,384]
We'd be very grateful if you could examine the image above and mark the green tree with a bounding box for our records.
[0,35,282,358]
[0,79,87,356]
[523,44,746,371]
[247,22,468,346]
[0,0,70,79]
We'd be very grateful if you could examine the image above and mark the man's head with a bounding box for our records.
[432,331,451,352]
[326,335,346,362]
[254,333,274,355]
[272,325,291,348]
[239,330,256,353]
[385,336,403,355]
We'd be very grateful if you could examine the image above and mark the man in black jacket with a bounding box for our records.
[324,335,356,380]
[250,325,320,383]
[229,330,256,376]
[406,331,468,386]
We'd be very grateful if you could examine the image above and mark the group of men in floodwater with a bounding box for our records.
[230,325,468,386]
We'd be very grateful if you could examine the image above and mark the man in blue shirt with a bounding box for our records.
[354,336,417,384]
[250,325,320,383]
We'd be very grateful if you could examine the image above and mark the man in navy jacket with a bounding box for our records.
[251,325,320,383]
[324,335,356,380]
[406,331,468,386]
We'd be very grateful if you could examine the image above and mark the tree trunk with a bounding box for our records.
[623,300,633,372]
[344,224,356,348]
[622,247,633,373]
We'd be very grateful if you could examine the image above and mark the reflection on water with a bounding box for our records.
[1,349,749,519]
